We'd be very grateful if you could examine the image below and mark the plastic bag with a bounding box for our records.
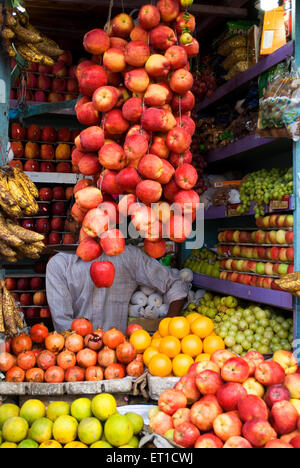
[218,35,247,57]
[222,47,248,71]
[258,58,300,141]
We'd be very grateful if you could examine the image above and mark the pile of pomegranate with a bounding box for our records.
[0,319,144,383]
[71,0,201,289]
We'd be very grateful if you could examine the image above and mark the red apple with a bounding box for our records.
[175,163,198,190]
[242,418,277,448]
[194,433,224,448]
[195,370,223,395]
[100,229,125,257]
[173,422,200,448]
[190,395,223,432]
[39,187,53,201]
[221,358,250,384]
[216,382,247,412]
[138,4,160,30]
[271,400,298,435]
[255,361,285,386]
[90,261,115,288]
[82,208,109,238]
[77,238,102,262]
[158,389,187,416]
[174,375,200,405]
[265,384,291,408]
[213,411,243,442]
[238,395,269,422]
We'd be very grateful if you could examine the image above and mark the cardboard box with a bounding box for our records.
[129,318,161,333]
[260,6,286,55]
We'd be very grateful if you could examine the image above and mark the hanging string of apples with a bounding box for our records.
[72,0,200,289]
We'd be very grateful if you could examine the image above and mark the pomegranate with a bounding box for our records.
[71,318,93,337]
[16,351,36,370]
[0,352,16,372]
[45,366,65,383]
[126,359,144,377]
[12,334,32,355]
[84,332,103,351]
[136,354,144,362]
[103,328,125,349]
[85,366,104,381]
[45,332,65,354]
[98,346,116,368]
[57,350,77,370]
[116,342,137,364]
[30,323,49,344]
[65,333,84,353]
[32,348,42,360]
[6,366,25,382]
[25,367,45,382]
[76,348,98,368]
[37,350,56,371]
[65,366,85,382]
[104,363,126,380]
[126,324,143,337]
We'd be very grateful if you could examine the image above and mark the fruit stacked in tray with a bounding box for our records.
[217,214,294,290]
[10,51,80,103]
[9,123,81,174]
[19,185,76,248]
[5,275,50,322]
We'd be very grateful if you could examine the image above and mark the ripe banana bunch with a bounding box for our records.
[0,166,38,218]
[275,273,300,297]
[1,6,64,64]
[0,166,45,263]
[0,280,25,336]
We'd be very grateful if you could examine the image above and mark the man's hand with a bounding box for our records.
[167,299,186,317]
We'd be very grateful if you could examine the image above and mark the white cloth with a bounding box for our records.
[46,245,188,333]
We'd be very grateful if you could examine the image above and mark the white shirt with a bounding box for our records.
[46,245,188,333]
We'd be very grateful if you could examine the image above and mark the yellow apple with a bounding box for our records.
[290,399,300,415]
[243,378,265,398]
[273,350,298,374]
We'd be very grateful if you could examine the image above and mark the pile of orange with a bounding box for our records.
[143,314,225,378]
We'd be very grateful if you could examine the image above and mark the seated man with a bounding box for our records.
[46,244,188,333]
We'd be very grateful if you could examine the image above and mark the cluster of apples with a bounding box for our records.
[150,349,300,448]
[10,123,80,174]
[10,51,79,103]
[71,0,200,289]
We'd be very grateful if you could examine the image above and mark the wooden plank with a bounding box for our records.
[49,0,247,17]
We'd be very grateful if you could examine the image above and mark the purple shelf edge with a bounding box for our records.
[193,273,293,310]
[206,135,275,163]
[205,197,294,220]
[198,41,294,111]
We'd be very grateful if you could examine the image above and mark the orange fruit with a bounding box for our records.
[159,336,181,359]
[148,353,172,377]
[172,354,194,377]
[195,353,211,362]
[191,316,214,339]
[151,338,161,349]
[181,335,203,358]
[168,317,190,339]
[143,347,159,366]
[186,313,201,324]
[130,330,151,353]
[203,335,225,355]
[152,332,162,340]
[159,318,172,337]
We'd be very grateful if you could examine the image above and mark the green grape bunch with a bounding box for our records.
[237,167,293,218]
